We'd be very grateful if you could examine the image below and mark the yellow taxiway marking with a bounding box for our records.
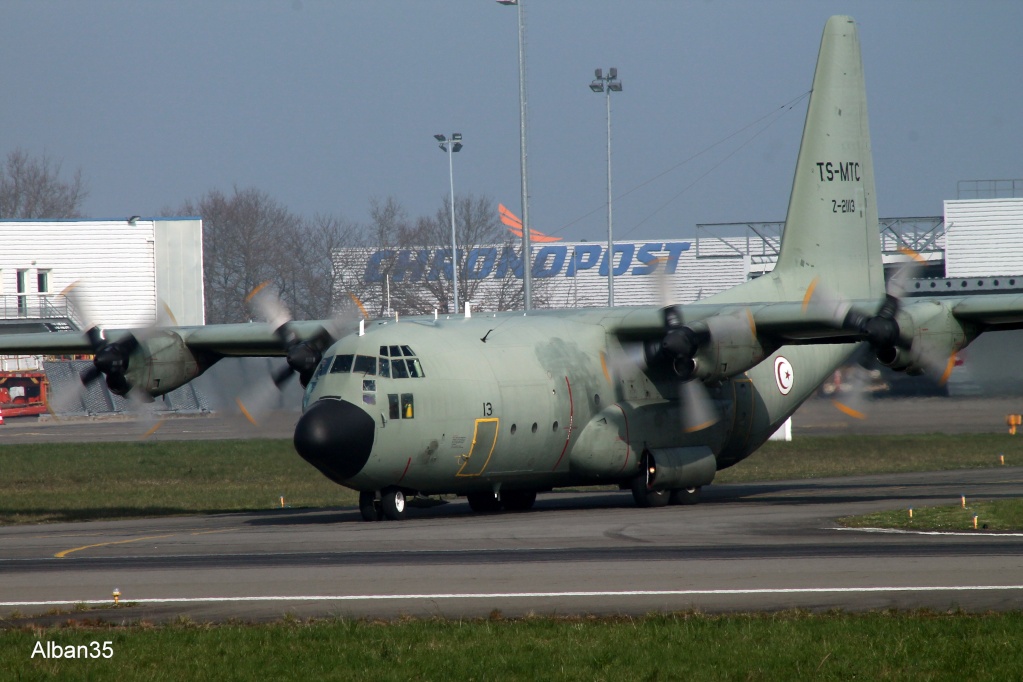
[54,528,233,558]
[56,534,176,559]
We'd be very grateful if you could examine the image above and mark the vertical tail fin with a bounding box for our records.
[712,16,883,305]
[775,15,883,300]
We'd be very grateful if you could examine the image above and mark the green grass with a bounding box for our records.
[3,611,1023,681]
[0,433,1019,525]
[0,440,356,525]
[840,498,1023,532]
[716,433,1019,483]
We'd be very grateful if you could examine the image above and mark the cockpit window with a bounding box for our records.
[389,357,409,379]
[353,355,377,375]
[315,356,332,378]
[328,350,423,379]
[330,354,354,373]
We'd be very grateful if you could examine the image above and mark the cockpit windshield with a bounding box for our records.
[327,346,425,378]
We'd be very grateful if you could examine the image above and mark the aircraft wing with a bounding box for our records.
[609,292,1023,385]
[0,320,347,357]
[945,295,1023,331]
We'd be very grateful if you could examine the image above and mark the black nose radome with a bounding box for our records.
[294,399,375,482]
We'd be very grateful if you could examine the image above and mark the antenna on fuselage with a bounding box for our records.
[359,319,365,337]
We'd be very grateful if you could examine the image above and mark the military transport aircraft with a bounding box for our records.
[4,16,1023,521]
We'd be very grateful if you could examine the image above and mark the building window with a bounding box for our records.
[16,269,27,317]
[36,270,50,294]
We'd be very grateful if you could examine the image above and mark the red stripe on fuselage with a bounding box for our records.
[551,376,574,471]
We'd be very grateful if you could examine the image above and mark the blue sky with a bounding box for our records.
[3,1,1020,242]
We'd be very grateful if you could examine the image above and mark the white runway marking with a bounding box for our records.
[3,585,1022,608]
[832,527,1023,537]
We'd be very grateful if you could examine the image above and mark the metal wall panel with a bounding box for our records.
[0,220,158,328]
[945,199,1023,277]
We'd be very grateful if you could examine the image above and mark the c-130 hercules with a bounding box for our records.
[4,16,1022,521]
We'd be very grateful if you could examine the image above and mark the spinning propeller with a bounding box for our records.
[62,281,144,398]
[238,282,364,424]
[803,249,952,419]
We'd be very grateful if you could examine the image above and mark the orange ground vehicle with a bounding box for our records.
[0,371,50,418]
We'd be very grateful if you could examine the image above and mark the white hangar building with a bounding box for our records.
[0,217,204,332]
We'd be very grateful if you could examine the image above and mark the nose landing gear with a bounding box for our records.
[359,487,408,521]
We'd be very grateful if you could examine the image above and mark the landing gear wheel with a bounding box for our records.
[466,491,502,513]
[359,491,381,521]
[630,476,670,508]
[380,487,407,521]
[500,490,537,511]
[670,486,701,506]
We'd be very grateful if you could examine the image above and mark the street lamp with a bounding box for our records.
[590,67,622,307]
[497,0,532,311]
[435,133,463,314]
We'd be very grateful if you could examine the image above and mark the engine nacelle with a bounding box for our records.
[876,300,976,378]
[119,331,211,397]
[689,311,766,382]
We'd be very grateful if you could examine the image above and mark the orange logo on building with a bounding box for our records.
[499,204,562,243]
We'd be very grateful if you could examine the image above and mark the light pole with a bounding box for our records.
[497,0,532,310]
[590,67,622,307]
[434,133,463,314]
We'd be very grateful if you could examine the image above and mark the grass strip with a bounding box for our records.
[715,433,1020,483]
[1,434,1019,525]
[0,440,356,525]
[2,611,1022,681]
[840,498,1023,532]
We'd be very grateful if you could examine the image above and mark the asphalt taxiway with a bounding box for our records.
[2,466,1022,623]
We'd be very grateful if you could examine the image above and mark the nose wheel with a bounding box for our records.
[359,491,382,521]
[359,487,408,521]
[380,486,407,520]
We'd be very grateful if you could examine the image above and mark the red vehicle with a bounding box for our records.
[0,371,50,417]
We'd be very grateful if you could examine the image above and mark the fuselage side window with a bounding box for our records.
[330,354,354,373]
[353,355,377,376]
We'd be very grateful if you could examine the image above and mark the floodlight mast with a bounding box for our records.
[435,134,463,314]
[497,0,532,310]
[589,67,622,307]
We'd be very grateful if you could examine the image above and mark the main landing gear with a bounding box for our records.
[630,476,701,508]
[359,487,407,521]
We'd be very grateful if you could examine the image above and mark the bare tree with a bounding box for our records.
[291,213,365,321]
[397,193,517,314]
[358,196,418,317]
[173,187,303,324]
[0,148,89,218]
